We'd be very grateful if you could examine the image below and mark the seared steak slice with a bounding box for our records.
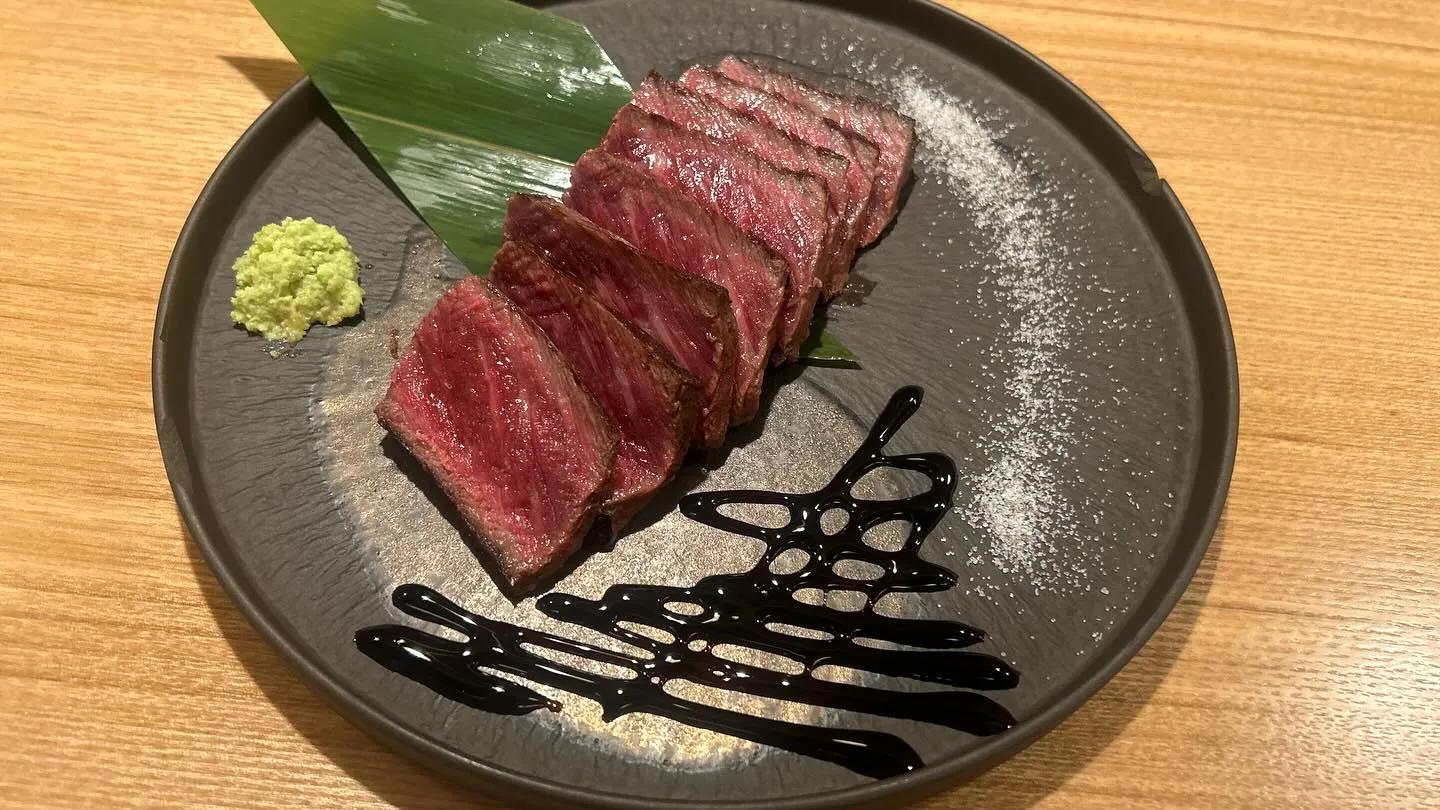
[375,276,617,591]
[631,72,858,296]
[504,194,737,448]
[716,56,915,245]
[491,241,700,528]
[597,109,826,363]
[566,149,786,420]
[679,65,879,263]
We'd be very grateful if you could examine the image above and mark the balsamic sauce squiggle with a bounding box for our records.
[358,386,1018,778]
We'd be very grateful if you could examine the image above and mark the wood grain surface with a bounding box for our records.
[2,0,1438,807]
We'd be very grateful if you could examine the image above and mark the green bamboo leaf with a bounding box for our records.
[251,0,628,271]
[251,0,632,161]
[250,0,854,362]
[341,108,572,269]
[798,325,860,365]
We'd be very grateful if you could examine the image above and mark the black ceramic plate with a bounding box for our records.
[154,1,1236,807]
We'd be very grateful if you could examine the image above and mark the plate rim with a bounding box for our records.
[153,1,1239,807]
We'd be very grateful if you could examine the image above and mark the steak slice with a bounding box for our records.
[597,109,825,363]
[716,56,916,245]
[631,72,859,297]
[375,276,617,591]
[504,194,737,448]
[679,65,880,276]
[491,241,700,528]
[566,148,786,420]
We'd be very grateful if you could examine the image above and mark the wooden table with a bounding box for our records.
[3,0,1438,807]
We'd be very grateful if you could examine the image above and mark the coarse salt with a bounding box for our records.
[885,70,1088,590]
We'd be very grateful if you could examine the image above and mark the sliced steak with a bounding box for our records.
[504,193,737,448]
[631,72,858,296]
[678,65,880,271]
[716,56,916,245]
[375,276,617,591]
[566,148,785,419]
[597,109,825,363]
[491,241,700,528]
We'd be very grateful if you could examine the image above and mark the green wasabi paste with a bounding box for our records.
[230,217,364,343]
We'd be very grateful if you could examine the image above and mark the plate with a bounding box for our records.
[153,0,1237,807]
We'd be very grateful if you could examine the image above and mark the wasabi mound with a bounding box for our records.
[230,217,364,342]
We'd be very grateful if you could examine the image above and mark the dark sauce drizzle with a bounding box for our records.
[358,386,1019,778]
